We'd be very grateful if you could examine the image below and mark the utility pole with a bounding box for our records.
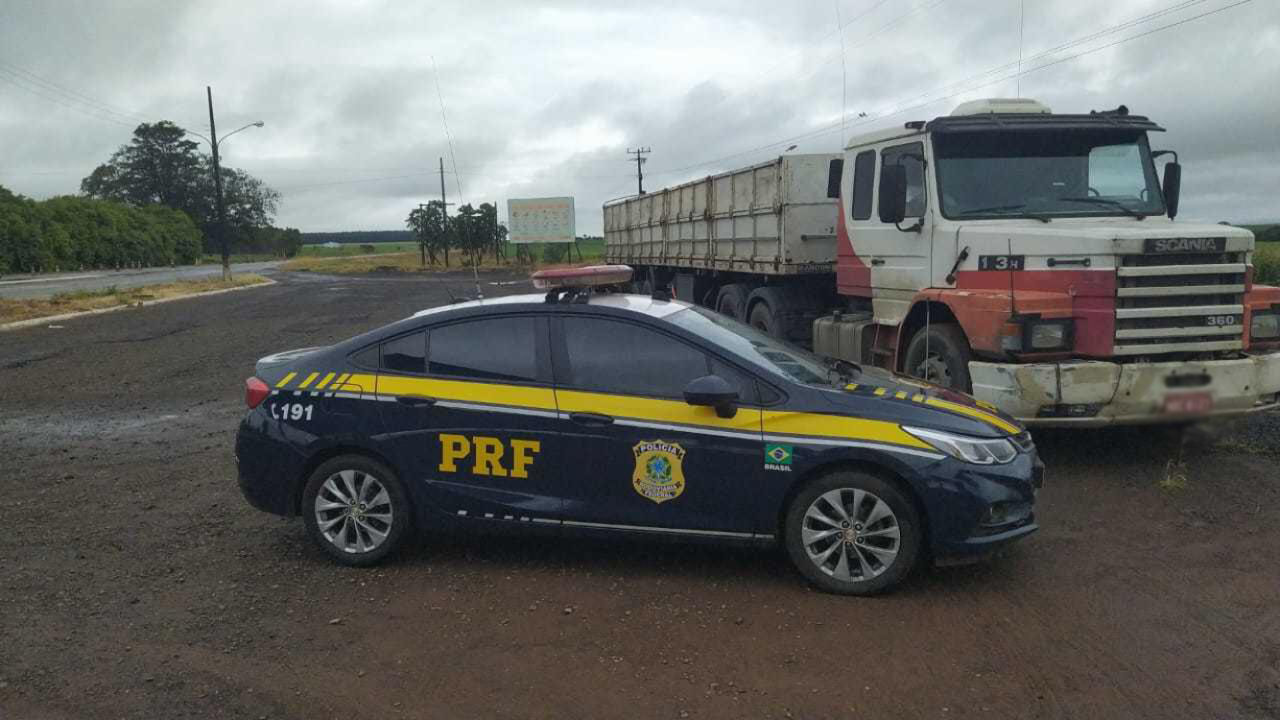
[417,202,429,267]
[627,147,650,195]
[207,86,229,281]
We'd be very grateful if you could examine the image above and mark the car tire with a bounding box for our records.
[302,455,411,566]
[716,284,750,321]
[902,323,973,392]
[783,470,922,596]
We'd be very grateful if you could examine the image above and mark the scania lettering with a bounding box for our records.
[604,98,1280,426]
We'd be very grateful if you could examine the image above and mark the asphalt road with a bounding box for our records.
[2,270,1279,719]
[0,260,281,300]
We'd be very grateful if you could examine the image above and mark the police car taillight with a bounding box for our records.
[530,264,633,290]
[245,377,270,409]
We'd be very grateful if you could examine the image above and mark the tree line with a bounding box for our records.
[301,230,413,245]
[406,201,508,267]
[0,185,202,274]
[0,120,295,275]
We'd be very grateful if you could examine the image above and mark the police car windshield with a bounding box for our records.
[667,306,833,386]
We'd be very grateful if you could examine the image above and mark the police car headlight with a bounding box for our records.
[1251,309,1280,340]
[903,427,1018,465]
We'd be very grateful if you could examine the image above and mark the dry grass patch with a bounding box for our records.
[0,274,268,325]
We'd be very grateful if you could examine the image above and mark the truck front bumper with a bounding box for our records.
[969,351,1280,427]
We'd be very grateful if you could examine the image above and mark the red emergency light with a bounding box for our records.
[530,264,634,290]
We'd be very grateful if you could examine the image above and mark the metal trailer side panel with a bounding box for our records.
[603,154,839,275]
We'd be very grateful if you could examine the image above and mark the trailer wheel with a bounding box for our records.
[715,284,750,321]
[748,296,780,336]
[902,323,972,392]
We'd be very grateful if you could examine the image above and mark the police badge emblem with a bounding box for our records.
[631,440,686,504]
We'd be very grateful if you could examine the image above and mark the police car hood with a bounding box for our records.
[817,365,1022,439]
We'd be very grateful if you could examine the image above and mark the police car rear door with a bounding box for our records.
[375,314,564,526]
[551,314,765,535]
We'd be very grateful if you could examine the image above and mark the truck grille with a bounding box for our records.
[1113,245,1245,356]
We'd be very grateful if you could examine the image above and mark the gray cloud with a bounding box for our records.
[1,0,1276,235]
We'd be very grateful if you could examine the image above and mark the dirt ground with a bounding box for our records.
[2,269,1279,719]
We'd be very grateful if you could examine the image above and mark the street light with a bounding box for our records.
[189,86,264,281]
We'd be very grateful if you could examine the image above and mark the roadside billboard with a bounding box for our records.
[507,197,575,244]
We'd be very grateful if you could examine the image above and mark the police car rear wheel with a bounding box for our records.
[302,456,410,566]
[784,471,921,595]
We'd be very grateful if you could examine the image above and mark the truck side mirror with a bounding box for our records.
[683,375,738,418]
[826,158,844,199]
[1161,161,1181,220]
[878,164,907,225]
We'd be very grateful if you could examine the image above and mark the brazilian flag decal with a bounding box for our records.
[764,443,793,471]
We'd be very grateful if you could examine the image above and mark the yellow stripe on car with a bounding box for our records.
[377,375,558,411]
[275,372,297,388]
[313,372,337,390]
[555,389,762,432]
[296,372,320,389]
[761,411,934,450]
[924,397,1021,435]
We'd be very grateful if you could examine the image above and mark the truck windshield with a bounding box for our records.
[666,306,835,386]
[934,129,1165,220]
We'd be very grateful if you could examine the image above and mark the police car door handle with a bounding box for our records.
[569,411,613,426]
[869,258,885,266]
[395,396,436,408]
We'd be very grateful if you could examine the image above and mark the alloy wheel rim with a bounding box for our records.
[314,469,393,554]
[801,488,901,581]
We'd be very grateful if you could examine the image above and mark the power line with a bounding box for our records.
[645,0,1251,180]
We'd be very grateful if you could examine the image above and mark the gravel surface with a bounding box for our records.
[2,270,1279,719]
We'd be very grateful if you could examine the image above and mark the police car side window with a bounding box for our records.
[381,331,425,374]
[562,317,708,399]
[428,317,539,383]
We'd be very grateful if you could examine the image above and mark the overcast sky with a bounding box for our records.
[1,0,1277,235]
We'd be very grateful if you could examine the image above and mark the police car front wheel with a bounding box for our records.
[784,471,922,595]
[302,456,411,566]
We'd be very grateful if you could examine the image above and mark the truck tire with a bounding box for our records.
[747,286,818,343]
[902,323,972,392]
[715,284,750,321]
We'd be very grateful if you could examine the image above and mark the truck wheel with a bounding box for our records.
[748,299,779,336]
[903,323,972,392]
[784,470,922,596]
[715,284,750,321]
[302,455,412,566]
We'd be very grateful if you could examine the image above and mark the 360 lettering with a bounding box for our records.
[438,433,541,478]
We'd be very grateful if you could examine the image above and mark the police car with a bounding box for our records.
[236,265,1042,595]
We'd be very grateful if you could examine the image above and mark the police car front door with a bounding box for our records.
[374,315,564,525]
[552,315,764,534]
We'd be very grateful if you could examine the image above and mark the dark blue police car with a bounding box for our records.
[237,267,1042,595]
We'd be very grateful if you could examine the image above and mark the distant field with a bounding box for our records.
[299,241,417,257]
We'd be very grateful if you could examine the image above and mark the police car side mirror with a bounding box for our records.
[683,375,738,419]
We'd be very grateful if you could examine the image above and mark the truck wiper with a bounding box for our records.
[954,204,1051,223]
[1057,196,1146,219]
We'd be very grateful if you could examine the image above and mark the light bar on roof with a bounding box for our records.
[531,264,634,290]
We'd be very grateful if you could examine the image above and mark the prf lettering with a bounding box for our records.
[438,434,541,478]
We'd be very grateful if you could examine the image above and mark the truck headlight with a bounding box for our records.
[903,426,1019,464]
[1000,318,1074,352]
[1027,319,1073,350]
[1252,310,1280,340]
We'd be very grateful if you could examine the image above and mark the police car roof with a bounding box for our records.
[410,292,689,321]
